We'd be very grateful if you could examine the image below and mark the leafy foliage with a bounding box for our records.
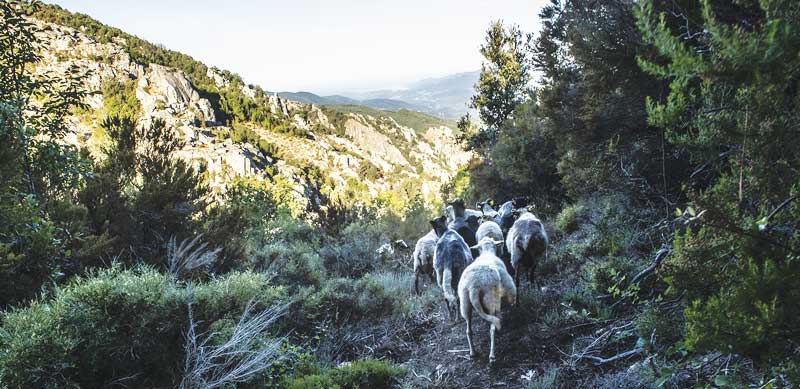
[0,266,285,387]
[0,1,92,306]
[281,359,404,389]
[637,0,800,363]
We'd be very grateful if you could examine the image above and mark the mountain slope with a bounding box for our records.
[28,4,471,213]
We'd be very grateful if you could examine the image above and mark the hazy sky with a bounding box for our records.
[46,1,545,94]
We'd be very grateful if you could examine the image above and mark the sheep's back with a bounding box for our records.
[508,215,548,266]
[448,217,479,247]
[433,231,472,272]
[476,221,503,242]
[459,262,501,290]
[414,230,437,268]
[458,256,508,295]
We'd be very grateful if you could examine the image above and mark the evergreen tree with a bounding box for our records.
[466,21,532,152]
[637,0,800,362]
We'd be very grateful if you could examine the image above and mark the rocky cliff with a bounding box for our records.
[33,18,471,211]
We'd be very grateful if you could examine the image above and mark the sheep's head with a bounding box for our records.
[445,205,455,223]
[429,216,448,238]
[448,198,465,209]
[480,211,499,222]
[477,198,497,214]
[447,198,467,218]
[511,207,530,219]
[471,237,504,256]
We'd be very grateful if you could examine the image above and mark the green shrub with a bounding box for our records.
[281,359,404,389]
[297,277,400,325]
[0,266,285,388]
[556,202,584,234]
[635,303,683,352]
[101,79,141,120]
[683,258,800,362]
[320,220,386,278]
[587,256,637,297]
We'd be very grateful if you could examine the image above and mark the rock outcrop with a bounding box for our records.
[32,17,471,210]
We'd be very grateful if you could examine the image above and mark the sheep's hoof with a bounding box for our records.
[489,355,496,364]
[469,351,476,358]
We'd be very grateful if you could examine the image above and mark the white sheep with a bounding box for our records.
[458,237,516,363]
[476,220,504,257]
[430,216,473,319]
[413,230,438,294]
[505,210,548,305]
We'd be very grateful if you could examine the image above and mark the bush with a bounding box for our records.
[0,266,285,387]
[556,202,584,234]
[320,220,386,278]
[587,256,638,297]
[101,79,140,120]
[683,258,800,362]
[281,359,404,389]
[635,303,683,352]
[296,277,400,326]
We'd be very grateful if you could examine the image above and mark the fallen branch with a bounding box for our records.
[578,347,644,366]
[630,246,671,286]
[411,369,433,383]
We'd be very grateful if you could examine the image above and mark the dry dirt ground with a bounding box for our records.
[318,225,642,388]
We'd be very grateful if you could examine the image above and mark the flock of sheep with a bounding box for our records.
[412,198,549,363]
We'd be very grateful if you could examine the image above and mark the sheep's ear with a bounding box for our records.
[493,239,504,245]
[469,244,479,250]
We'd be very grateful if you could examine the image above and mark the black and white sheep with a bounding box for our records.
[447,198,480,247]
[458,237,516,363]
[477,198,518,236]
[430,216,473,318]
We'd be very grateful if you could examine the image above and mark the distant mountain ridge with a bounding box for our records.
[277,70,479,121]
[348,71,480,120]
[275,91,426,112]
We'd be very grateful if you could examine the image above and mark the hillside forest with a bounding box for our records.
[1,0,800,388]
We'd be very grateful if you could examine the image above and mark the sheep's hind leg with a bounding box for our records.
[489,322,497,364]
[463,300,474,358]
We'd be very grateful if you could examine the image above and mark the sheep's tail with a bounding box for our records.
[469,288,501,331]
[517,232,533,251]
[442,268,457,304]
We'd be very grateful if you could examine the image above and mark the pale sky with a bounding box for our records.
[46,1,545,94]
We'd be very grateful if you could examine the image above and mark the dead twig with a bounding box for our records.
[411,369,433,383]
[578,347,644,365]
